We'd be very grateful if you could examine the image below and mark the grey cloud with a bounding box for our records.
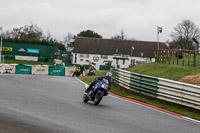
[0,0,200,42]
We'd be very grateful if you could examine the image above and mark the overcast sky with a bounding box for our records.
[0,0,200,42]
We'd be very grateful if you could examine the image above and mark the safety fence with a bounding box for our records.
[2,42,71,62]
[0,64,76,76]
[112,68,200,110]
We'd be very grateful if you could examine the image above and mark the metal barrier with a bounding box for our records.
[113,68,159,97]
[0,64,76,76]
[112,68,200,110]
[158,78,200,110]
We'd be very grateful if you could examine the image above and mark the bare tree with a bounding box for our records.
[2,30,11,39]
[111,34,122,40]
[111,29,127,40]
[120,29,125,40]
[63,32,74,51]
[170,20,200,50]
[46,31,52,42]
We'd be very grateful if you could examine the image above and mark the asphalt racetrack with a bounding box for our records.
[0,74,199,133]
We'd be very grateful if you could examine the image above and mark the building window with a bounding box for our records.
[80,59,83,61]
[101,55,108,59]
[79,54,89,58]
[79,54,84,58]
[103,61,112,66]
[123,59,125,65]
[105,62,112,66]
[85,54,89,58]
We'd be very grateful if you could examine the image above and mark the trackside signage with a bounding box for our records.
[49,66,65,76]
[62,54,68,57]
[15,56,38,61]
[18,48,26,52]
[32,65,49,75]
[0,47,12,51]
[16,65,32,74]
[27,48,39,54]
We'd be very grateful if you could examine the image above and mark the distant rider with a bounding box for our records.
[88,65,95,71]
[79,64,85,76]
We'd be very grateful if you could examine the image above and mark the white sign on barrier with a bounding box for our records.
[32,65,49,75]
[0,64,16,74]
[54,59,62,65]
[0,64,4,73]
[15,55,38,61]
[65,67,75,76]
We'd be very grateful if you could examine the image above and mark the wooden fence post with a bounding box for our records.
[177,51,179,65]
[182,52,184,66]
[168,50,171,64]
[173,50,175,64]
[162,50,164,64]
[164,50,167,64]
[194,51,196,67]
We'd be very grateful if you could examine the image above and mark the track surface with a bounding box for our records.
[0,74,199,133]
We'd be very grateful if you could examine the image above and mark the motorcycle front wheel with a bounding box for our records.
[93,93,103,105]
[83,93,89,103]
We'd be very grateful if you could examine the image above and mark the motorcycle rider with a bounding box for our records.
[79,64,85,76]
[89,65,95,71]
[85,72,112,96]
[73,64,85,77]
[88,65,96,75]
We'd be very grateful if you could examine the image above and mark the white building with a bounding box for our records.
[72,37,168,70]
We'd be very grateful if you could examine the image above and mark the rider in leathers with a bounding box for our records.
[85,72,112,96]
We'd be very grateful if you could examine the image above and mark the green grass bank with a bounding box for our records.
[126,62,200,81]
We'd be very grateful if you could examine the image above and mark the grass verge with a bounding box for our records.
[79,70,200,120]
[126,62,200,81]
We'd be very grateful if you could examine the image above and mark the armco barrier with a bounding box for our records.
[16,64,32,74]
[157,78,200,110]
[49,66,65,76]
[113,69,159,98]
[32,65,49,75]
[112,68,200,110]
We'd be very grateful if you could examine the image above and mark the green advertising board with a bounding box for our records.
[2,42,59,61]
[100,65,112,70]
[16,65,32,74]
[48,66,65,76]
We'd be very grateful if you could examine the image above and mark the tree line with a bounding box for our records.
[65,19,200,51]
[169,19,200,50]
[2,20,200,51]
[2,22,66,50]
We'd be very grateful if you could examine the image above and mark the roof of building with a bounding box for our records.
[73,37,168,58]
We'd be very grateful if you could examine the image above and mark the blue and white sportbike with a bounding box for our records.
[83,78,109,105]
